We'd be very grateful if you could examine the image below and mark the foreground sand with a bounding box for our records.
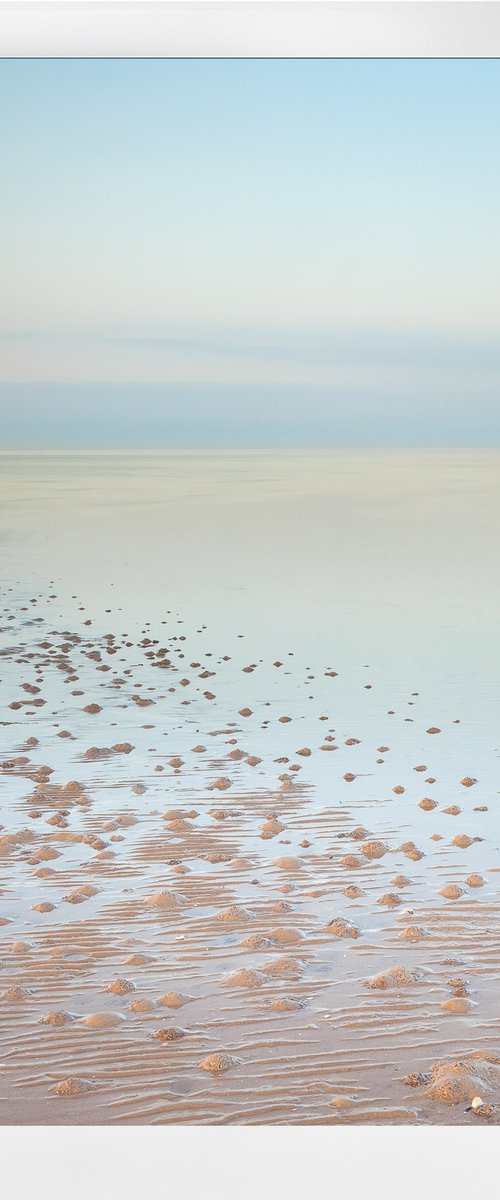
[1,584,500,1126]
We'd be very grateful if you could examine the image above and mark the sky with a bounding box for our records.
[1,57,500,447]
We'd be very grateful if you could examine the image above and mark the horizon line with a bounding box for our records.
[1,446,499,456]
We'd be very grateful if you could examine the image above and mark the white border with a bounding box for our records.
[2,3,499,1196]
[1,0,500,58]
[2,1125,495,1199]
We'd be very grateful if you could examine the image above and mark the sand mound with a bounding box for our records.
[398,925,427,941]
[400,841,425,861]
[263,956,303,978]
[240,934,272,949]
[269,926,302,944]
[36,846,61,862]
[217,905,254,923]
[441,997,473,1014]
[274,856,303,871]
[105,978,134,996]
[40,1010,78,1026]
[347,826,370,841]
[365,965,424,990]
[61,781,85,796]
[64,886,98,904]
[453,834,474,849]
[144,890,185,909]
[447,977,469,996]
[208,777,231,791]
[361,840,388,859]
[344,885,364,898]
[158,991,192,1009]
[261,817,285,837]
[439,884,464,900]
[341,854,364,869]
[425,1053,500,1104]
[52,1076,95,1097]
[130,999,155,1015]
[466,873,485,888]
[1,986,31,1001]
[198,1052,240,1074]
[270,997,304,1012]
[0,829,35,855]
[31,902,55,913]
[419,798,437,811]
[152,1026,187,1042]
[163,808,198,821]
[126,993,153,1012]
[377,893,402,907]
[326,917,359,938]
[81,832,106,852]
[80,1012,126,1029]
[222,968,266,988]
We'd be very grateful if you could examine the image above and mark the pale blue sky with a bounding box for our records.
[1,58,499,445]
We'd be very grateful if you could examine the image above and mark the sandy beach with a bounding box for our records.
[1,450,500,1125]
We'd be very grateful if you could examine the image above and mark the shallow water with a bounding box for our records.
[1,450,500,1125]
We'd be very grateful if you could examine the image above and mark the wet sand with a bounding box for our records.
[1,451,500,1125]
[1,583,500,1126]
